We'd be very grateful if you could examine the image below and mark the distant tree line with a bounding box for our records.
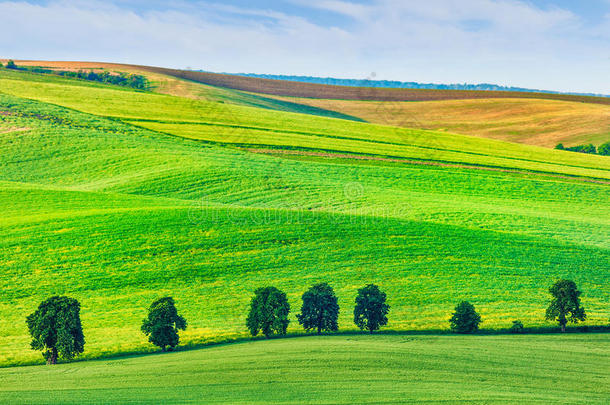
[1,60,149,90]
[232,73,610,98]
[25,279,592,364]
[555,142,610,156]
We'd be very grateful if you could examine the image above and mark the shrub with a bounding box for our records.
[565,144,597,154]
[297,282,339,334]
[353,284,389,333]
[246,286,290,337]
[26,296,85,364]
[509,320,524,333]
[558,143,598,154]
[598,142,610,156]
[545,279,586,332]
[6,60,17,69]
[141,297,187,351]
[449,301,481,333]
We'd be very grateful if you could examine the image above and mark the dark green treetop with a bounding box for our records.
[26,296,85,364]
[449,301,481,333]
[297,282,339,334]
[545,279,586,332]
[246,286,290,338]
[353,284,389,333]
[141,297,187,351]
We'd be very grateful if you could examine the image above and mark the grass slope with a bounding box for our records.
[2,69,610,180]
[0,75,608,366]
[2,61,365,122]
[271,97,610,148]
[1,335,609,404]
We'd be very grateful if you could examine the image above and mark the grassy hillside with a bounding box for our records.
[2,69,610,180]
[1,335,608,404]
[10,61,609,149]
[8,60,610,105]
[0,67,608,366]
[271,97,610,148]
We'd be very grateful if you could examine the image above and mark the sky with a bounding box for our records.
[1,0,609,94]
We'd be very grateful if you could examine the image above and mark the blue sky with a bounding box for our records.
[1,0,609,93]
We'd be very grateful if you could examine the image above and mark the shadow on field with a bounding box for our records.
[13,325,608,368]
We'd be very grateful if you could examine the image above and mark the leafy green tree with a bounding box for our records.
[353,284,389,333]
[545,279,586,332]
[509,320,524,333]
[449,301,481,333]
[6,60,17,69]
[598,142,610,156]
[141,297,187,351]
[297,283,339,334]
[554,143,564,150]
[246,286,290,337]
[26,296,85,364]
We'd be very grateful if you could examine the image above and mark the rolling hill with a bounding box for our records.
[1,334,608,404]
[0,64,608,369]
[7,60,608,149]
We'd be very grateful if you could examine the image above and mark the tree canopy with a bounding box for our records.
[545,279,586,332]
[246,286,290,337]
[449,301,481,333]
[26,296,85,364]
[141,297,187,351]
[297,283,339,334]
[353,284,390,333]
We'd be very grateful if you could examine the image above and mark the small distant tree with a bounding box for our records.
[297,283,339,334]
[26,296,85,364]
[246,286,290,337]
[6,60,17,69]
[353,284,389,333]
[554,143,564,150]
[545,279,586,332]
[598,142,610,156]
[141,297,187,351]
[509,320,524,334]
[449,301,481,333]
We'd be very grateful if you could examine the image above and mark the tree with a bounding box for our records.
[141,297,187,351]
[509,320,524,334]
[545,279,586,332]
[449,301,481,333]
[6,60,17,69]
[26,296,85,364]
[246,286,290,337]
[297,283,339,334]
[598,142,610,156]
[353,284,389,333]
[554,143,564,150]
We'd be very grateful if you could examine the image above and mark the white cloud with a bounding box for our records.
[0,0,608,94]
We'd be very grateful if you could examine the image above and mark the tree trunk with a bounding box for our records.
[561,324,566,333]
[47,347,58,365]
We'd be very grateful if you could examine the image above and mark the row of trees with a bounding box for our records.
[555,142,610,156]
[1,60,149,90]
[246,283,390,337]
[26,279,588,364]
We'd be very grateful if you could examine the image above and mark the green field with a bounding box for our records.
[0,334,608,404]
[0,67,609,368]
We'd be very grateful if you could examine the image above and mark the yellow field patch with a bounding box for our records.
[270,97,610,148]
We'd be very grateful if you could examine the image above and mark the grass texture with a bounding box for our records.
[0,69,608,367]
[0,334,608,404]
